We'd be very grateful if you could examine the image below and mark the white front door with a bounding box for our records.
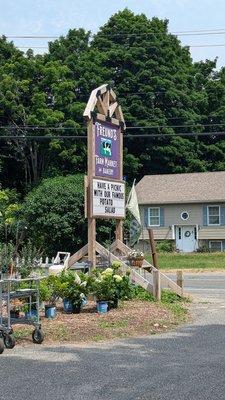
[175,226,198,252]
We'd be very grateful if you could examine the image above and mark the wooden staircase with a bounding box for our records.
[68,239,184,298]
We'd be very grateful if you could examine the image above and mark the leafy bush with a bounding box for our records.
[58,270,88,308]
[156,240,174,253]
[161,289,183,304]
[22,174,86,255]
[131,285,155,302]
[39,275,61,305]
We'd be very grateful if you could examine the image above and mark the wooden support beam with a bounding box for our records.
[103,90,110,110]
[87,119,96,267]
[109,101,118,117]
[148,229,159,269]
[177,270,183,290]
[68,244,88,267]
[97,95,108,116]
[115,220,123,242]
[153,269,161,301]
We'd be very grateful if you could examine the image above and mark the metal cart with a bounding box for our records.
[0,277,44,354]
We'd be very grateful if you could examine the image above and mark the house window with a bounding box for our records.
[208,206,220,225]
[181,211,189,221]
[209,241,222,252]
[148,207,160,226]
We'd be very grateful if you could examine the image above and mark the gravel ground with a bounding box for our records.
[12,300,182,345]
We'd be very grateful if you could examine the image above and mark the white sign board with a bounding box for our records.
[92,178,125,218]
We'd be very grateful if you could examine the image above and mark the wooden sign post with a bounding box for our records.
[83,84,126,266]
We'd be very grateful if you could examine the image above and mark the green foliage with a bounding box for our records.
[90,265,133,302]
[161,289,183,304]
[0,189,20,242]
[22,174,85,255]
[156,240,174,253]
[58,270,88,307]
[2,9,225,254]
[39,275,61,305]
[131,285,155,302]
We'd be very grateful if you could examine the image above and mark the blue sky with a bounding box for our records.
[1,0,225,68]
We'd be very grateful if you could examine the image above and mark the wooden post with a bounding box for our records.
[148,228,159,269]
[153,269,161,301]
[177,270,183,290]
[87,120,96,267]
[116,220,123,241]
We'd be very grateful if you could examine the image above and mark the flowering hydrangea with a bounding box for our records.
[114,275,123,283]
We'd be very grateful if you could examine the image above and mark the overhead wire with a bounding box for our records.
[0,122,225,130]
[5,29,225,39]
[0,131,225,140]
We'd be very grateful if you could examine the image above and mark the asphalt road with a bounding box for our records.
[167,272,225,301]
[1,274,225,400]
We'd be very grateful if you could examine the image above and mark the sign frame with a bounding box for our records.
[91,177,125,219]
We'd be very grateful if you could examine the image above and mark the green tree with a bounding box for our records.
[22,174,86,255]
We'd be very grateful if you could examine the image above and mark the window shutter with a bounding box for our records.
[160,208,165,227]
[221,206,225,226]
[144,208,149,227]
[203,205,208,226]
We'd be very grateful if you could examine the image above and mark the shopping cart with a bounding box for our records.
[0,277,44,354]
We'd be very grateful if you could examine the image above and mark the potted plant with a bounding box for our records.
[39,276,60,318]
[10,299,22,319]
[91,268,117,313]
[22,303,38,320]
[128,250,144,267]
[59,271,87,314]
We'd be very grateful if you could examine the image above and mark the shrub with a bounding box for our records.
[156,240,174,253]
[131,285,155,302]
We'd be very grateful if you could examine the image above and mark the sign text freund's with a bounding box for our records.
[94,121,121,180]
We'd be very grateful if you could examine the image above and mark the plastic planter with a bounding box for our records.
[96,301,108,314]
[45,305,56,319]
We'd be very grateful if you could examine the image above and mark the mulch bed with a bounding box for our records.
[12,300,186,346]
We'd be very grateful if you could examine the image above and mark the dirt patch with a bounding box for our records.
[12,300,188,346]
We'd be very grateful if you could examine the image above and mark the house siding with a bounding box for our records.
[140,203,225,241]
[198,227,225,239]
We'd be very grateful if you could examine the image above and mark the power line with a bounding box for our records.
[16,43,225,50]
[0,131,225,140]
[5,29,225,39]
[0,122,225,131]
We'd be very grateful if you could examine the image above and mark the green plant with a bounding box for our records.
[58,270,88,308]
[91,268,116,302]
[132,285,155,302]
[39,275,61,306]
[156,240,174,253]
[128,250,144,260]
[161,290,183,304]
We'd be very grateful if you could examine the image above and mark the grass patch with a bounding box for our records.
[99,320,128,329]
[145,252,225,270]
[132,285,155,302]
[13,328,31,340]
[92,334,106,342]
[161,289,189,322]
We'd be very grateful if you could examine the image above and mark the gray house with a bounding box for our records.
[136,171,225,252]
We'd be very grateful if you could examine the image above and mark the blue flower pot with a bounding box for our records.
[63,299,82,314]
[63,299,73,314]
[25,309,38,320]
[45,305,56,319]
[81,297,88,308]
[96,301,108,314]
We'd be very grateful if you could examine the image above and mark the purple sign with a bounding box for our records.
[94,121,121,180]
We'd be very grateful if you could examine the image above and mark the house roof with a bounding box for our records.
[136,171,225,205]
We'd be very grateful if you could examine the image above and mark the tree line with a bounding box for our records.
[0,8,225,254]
